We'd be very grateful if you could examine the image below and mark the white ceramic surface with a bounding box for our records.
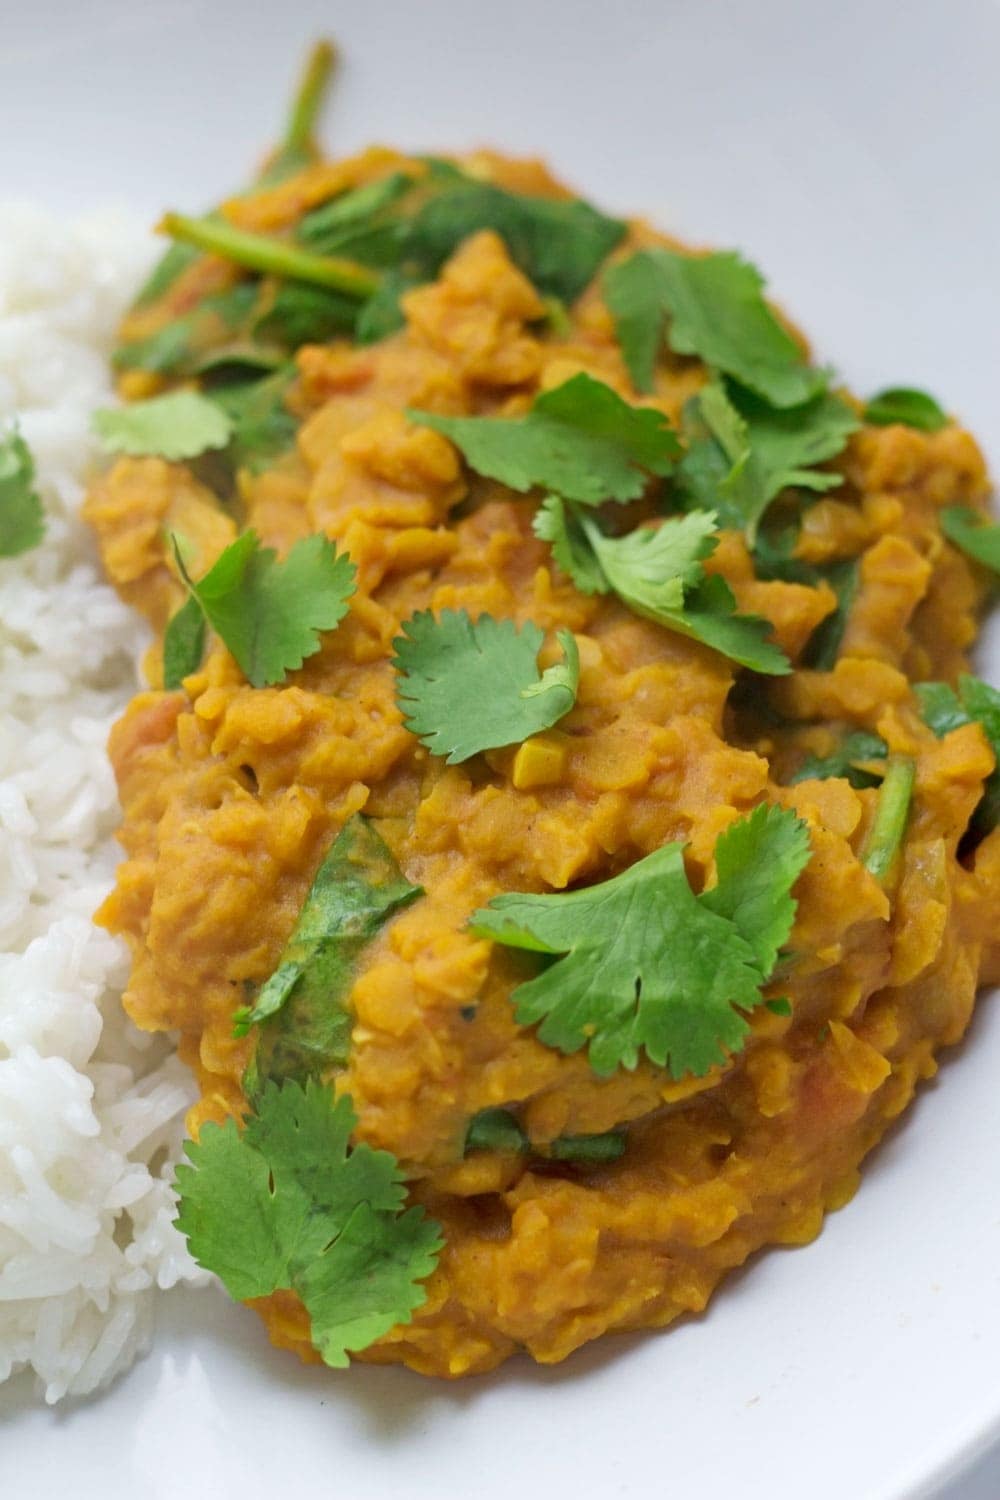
[2,2,999,1496]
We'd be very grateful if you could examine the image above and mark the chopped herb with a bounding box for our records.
[790,729,888,789]
[405,182,626,303]
[464,1108,527,1154]
[463,1109,626,1164]
[393,610,579,764]
[865,386,948,434]
[470,802,810,1078]
[535,498,790,675]
[162,595,206,689]
[92,390,234,461]
[158,212,381,301]
[174,1079,442,1368]
[679,381,858,543]
[241,816,422,1099]
[540,296,573,336]
[764,997,792,1017]
[192,343,287,379]
[548,1131,626,1164]
[210,366,299,473]
[0,430,44,558]
[940,506,1000,573]
[533,495,608,596]
[410,373,679,505]
[172,529,355,688]
[750,521,817,586]
[605,248,826,407]
[861,755,915,883]
[916,674,1000,838]
[802,558,859,670]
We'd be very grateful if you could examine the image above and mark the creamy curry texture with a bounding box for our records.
[83,48,1000,1378]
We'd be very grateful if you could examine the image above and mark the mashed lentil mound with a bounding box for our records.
[85,143,1000,1377]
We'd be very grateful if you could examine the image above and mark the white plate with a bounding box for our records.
[2,2,999,1495]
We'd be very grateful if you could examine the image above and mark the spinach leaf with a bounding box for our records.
[405,182,626,302]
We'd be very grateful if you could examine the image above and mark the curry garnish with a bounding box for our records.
[238,815,422,1099]
[677,380,858,544]
[860,756,915,885]
[864,385,948,433]
[392,610,579,764]
[0,429,44,558]
[410,372,679,504]
[471,803,811,1078]
[790,730,889,790]
[175,1080,443,1369]
[464,1109,627,1164]
[940,505,1000,572]
[605,247,827,405]
[534,499,790,674]
[917,675,1000,839]
[93,390,234,461]
[168,529,356,688]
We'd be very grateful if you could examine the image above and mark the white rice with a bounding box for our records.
[0,204,207,1404]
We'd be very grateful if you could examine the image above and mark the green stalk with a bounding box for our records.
[861,755,916,883]
[280,38,337,162]
[158,212,380,300]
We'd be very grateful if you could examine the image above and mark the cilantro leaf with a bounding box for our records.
[470,803,810,1078]
[210,367,299,473]
[162,595,206,689]
[405,182,626,302]
[533,495,608,595]
[173,529,355,688]
[679,381,858,542]
[240,815,422,1099]
[700,802,812,974]
[916,674,1000,838]
[940,506,1000,573]
[802,557,859,671]
[174,1080,443,1367]
[789,729,888,789]
[354,268,420,345]
[602,249,666,394]
[392,610,579,764]
[579,507,716,613]
[605,248,826,407]
[915,680,973,739]
[536,498,789,674]
[93,391,234,461]
[865,386,948,433]
[0,429,44,558]
[410,373,679,505]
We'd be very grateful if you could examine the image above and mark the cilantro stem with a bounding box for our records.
[861,755,915,883]
[280,39,337,161]
[158,213,381,300]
